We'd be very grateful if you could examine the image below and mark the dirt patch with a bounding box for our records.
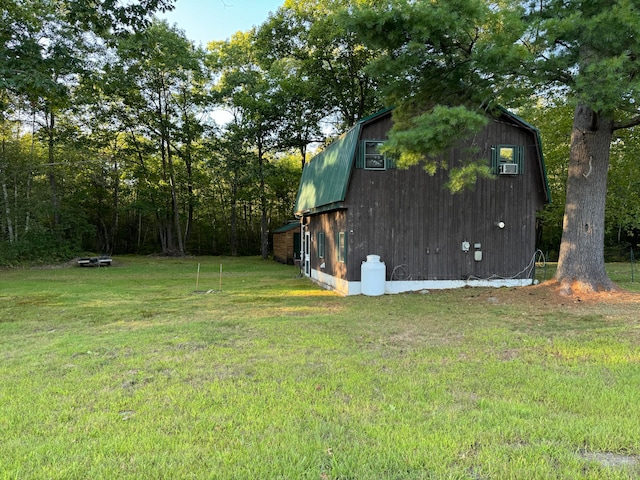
[579,451,640,468]
[470,282,640,309]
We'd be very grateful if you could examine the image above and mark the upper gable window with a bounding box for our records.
[364,141,385,170]
[492,144,524,175]
[357,140,395,170]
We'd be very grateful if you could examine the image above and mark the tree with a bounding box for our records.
[606,127,640,250]
[1,0,176,260]
[522,98,640,260]
[522,0,640,293]
[257,0,383,140]
[349,0,640,294]
[209,31,288,259]
[264,153,302,227]
[519,98,573,258]
[209,125,256,256]
[252,29,326,170]
[107,20,205,255]
[171,63,210,249]
[347,0,528,187]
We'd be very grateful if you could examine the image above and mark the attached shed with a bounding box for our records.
[273,221,301,265]
[294,107,551,295]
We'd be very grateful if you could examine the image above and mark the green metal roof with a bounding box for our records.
[294,108,394,216]
[293,106,550,216]
[273,221,300,234]
[294,124,362,215]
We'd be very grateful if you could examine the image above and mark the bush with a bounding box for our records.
[0,229,81,267]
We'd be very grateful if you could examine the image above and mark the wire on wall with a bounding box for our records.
[467,249,546,282]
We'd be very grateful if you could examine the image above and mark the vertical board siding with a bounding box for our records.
[343,113,546,282]
[306,210,347,280]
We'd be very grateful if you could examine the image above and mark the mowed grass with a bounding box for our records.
[1,257,640,479]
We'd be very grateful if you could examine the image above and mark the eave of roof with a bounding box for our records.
[273,221,300,234]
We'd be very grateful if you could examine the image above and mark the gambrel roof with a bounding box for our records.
[495,106,551,203]
[294,108,393,216]
[294,107,550,217]
[294,124,360,216]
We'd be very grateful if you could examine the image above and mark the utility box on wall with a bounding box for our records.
[474,243,482,262]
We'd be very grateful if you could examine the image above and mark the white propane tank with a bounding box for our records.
[361,255,385,296]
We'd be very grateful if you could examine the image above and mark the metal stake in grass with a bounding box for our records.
[194,263,221,294]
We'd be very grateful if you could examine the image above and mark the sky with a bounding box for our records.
[158,0,285,46]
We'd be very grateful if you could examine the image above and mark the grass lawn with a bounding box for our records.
[1,256,640,479]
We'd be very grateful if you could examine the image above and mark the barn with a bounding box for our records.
[293,107,551,295]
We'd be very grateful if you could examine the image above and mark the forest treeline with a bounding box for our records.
[1,0,639,266]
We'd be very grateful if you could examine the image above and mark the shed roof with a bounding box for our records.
[273,221,300,234]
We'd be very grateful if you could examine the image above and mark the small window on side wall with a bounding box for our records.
[364,141,385,170]
[492,144,524,175]
[357,141,396,170]
[317,232,325,259]
[337,231,347,263]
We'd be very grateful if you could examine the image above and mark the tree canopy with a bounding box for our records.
[2,0,640,289]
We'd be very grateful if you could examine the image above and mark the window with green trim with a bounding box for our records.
[337,231,347,263]
[364,141,385,170]
[356,140,396,170]
[491,145,524,175]
[317,232,325,259]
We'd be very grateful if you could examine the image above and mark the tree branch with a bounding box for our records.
[613,115,640,131]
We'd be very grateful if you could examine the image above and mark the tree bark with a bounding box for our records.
[230,177,238,257]
[183,146,194,250]
[258,146,268,260]
[46,108,60,228]
[1,139,14,243]
[167,143,184,255]
[110,153,119,255]
[180,89,195,249]
[1,170,14,243]
[553,104,617,294]
[157,83,183,256]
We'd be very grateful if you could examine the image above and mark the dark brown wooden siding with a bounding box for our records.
[344,114,547,282]
[305,210,347,279]
[360,114,393,140]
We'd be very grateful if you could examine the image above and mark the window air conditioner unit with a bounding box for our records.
[499,163,518,175]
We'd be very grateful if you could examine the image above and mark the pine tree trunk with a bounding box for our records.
[554,104,617,294]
